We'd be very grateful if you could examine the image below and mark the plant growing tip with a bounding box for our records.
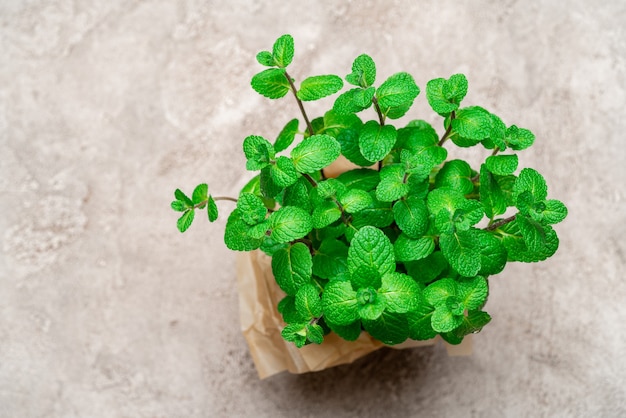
[170,34,567,349]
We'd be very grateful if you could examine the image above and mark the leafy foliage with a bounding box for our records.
[171,34,567,348]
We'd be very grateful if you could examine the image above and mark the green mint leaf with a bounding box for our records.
[271,242,313,296]
[393,196,429,238]
[312,200,342,229]
[274,118,299,152]
[426,74,468,115]
[281,323,308,348]
[483,113,507,150]
[540,199,568,225]
[278,295,308,324]
[451,106,492,140]
[316,178,344,200]
[191,183,208,206]
[505,125,535,150]
[439,230,482,277]
[513,168,548,203]
[336,169,380,192]
[171,200,187,212]
[394,234,435,262]
[456,276,489,310]
[248,220,270,240]
[243,135,274,171]
[405,251,448,284]
[431,305,464,333]
[448,310,492,341]
[224,209,263,251]
[516,215,548,254]
[351,193,394,229]
[333,87,376,115]
[447,200,484,232]
[347,226,395,276]
[357,287,385,320]
[251,68,290,99]
[306,323,325,345]
[358,121,397,163]
[322,280,359,326]
[485,154,518,176]
[177,209,194,233]
[295,283,322,319]
[407,304,437,340]
[476,229,507,275]
[362,311,409,345]
[376,72,420,119]
[237,192,267,225]
[325,319,362,341]
[426,187,466,217]
[260,166,283,199]
[336,128,373,167]
[434,159,474,195]
[291,134,341,174]
[270,156,299,188]
[283,178,312,212]
[174,189,193,207]
[318,110,363,139]
[479,165,507,219]
[376,164,409,202]
[498,219,559,262]
[312,238,348,279]
[297,75,344,101]
[345,54,376,87]
[272,34,294,68]
[339,188,372,214]
[423,278,457,306]
[256,50,275,67]
[379,272,421,313]
[207,196,218,222]
[350,265,382,290]
[269,206,313,243]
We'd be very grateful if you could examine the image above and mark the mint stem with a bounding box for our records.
[302,173,319,187]
[438,111,456,146]
[372,96,385,126]
[485,214,516,231]
[284,71,314,136]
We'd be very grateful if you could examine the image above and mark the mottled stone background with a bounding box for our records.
[1,1,624,417]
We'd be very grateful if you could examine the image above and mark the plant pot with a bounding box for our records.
[236,213,472,379]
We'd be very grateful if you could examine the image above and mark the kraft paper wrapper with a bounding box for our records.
[236,250,472,380]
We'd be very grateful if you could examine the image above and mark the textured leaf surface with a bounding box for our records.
[345,54,376,87]
[274,118,299,152]
[451,106,492,140]
[379,272,420,313]
[362,311,409,345]
[272,242,313,296]
[322,280,359,326]
[347,226,395,276]
[439,230,481,277]
[376,164,408,202]
[272,34,294,68]
[393,197,429,238]
[251,68,290,99]
[291,134,341,173]
[297,75,344,101]
[269,206,313,243]
[358,121,397,162]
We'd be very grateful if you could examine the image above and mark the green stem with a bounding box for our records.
[438,111,456,146]
[302,173,318,187]
[284,71,314,136]
[372,96,385,126]
[485,214,516,231]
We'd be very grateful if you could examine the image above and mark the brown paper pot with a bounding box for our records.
[236,250,472,379]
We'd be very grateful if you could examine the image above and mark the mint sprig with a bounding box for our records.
[170,34,568,348]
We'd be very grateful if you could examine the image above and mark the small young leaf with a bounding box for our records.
[358,121,397,163]
[296,283,322,319]
[426,74,468,115]
[251,68,290,99]
[171,200,187,212]
[339,188,372,214]
[513,168,548,202]
[174,189,193,207]
[348,226,396,276]
[361,311,409,345]
[192,183,208,205]
[256,50,275,67]
[379,272,421,313]
[376,164,409,202]
[291,134,341,174]
[281,323,308,348]
[322,280,359,326]
[485,154,518,176]
[224,209,263,251]
[243,135,274,171]
[356,287,385,320]
[431,306,464,333]
[451,106,492,140]
[434,160,474,195]
[272,242,313,296]
[274,118,299,152]
[177,209,195,233]
[272,34,295,68]
[269,206,313,243]
[505,125,535,150]
[346,54,376,88]
[306,323,325,345]
[540,200,568,225]
[376,72,420,119]
[297,75,344,101]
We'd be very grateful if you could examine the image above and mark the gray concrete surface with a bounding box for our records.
[1,1,625,417]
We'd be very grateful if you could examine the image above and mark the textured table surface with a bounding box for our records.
[1,1,625,417]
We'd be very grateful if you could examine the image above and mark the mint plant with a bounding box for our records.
[171,35,567,348]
